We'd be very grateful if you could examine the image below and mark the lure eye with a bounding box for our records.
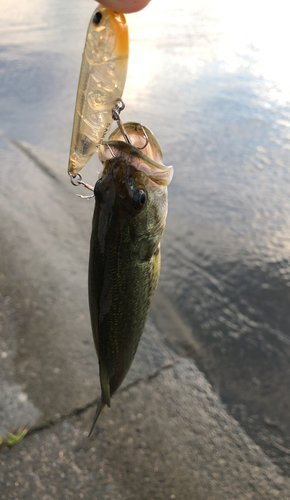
[93,11,102,25]
[133,189,147,210]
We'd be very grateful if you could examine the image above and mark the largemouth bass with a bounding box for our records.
[88,124,173,432]
[68,5,129,176]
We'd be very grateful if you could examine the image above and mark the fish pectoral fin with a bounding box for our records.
[99,359,111,408]
[88,398,106,437]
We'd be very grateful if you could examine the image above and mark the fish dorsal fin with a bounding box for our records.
[99,359,111,407]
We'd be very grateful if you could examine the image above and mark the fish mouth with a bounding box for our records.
[98,122,173,191]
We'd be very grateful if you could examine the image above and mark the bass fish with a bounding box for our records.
[68,5,129,177]
[88,123,173,432]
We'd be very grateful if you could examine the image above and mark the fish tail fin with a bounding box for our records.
[88,398,106,437]
[88,361,111,437]
[99,359,111,408]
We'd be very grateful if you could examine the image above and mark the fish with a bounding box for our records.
[68,5,129,177]
[88,123,173,433]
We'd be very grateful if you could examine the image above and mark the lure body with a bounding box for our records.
[68,5,129,176]
[88,125,173,430]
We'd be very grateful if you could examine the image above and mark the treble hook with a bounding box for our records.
[112,98,149,150]
[138,126,149,150]
[107,144,117,158]
[70,173,95,199]
[112,98,132,145]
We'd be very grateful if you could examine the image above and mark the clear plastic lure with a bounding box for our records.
[68,5,129,177]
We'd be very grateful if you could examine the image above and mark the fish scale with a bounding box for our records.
[88,145,172,432]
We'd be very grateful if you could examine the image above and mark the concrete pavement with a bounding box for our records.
[2,355,290,499]
[1,0,290,497]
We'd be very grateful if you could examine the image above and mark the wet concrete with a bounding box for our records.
[0,134,174,430]
[1,0,290,496]
[2,360,290,500]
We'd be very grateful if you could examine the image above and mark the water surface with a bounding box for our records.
[1,0,290,472]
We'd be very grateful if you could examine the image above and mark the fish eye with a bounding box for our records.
[93,11,102,25]
[134,189,147,209]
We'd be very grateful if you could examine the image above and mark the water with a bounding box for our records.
[1,0,290,472]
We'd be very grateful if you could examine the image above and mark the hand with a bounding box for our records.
[97,0,151,13]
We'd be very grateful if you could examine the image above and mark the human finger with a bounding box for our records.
[97,0,151,14]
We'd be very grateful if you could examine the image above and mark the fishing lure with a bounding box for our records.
[68,5,173,434]
[68,5,129,177]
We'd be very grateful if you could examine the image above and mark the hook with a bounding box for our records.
[76,193,95,200]
[138,125,149,150]
[70,173,94,192]
[107,144,117,158]
[112,98,133,145]
[70,173,95,199]
[112,99,149,151]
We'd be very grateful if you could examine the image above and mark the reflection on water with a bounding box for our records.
[129,0,290,473]
[126,0,290,104]
[1,0,290,473]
